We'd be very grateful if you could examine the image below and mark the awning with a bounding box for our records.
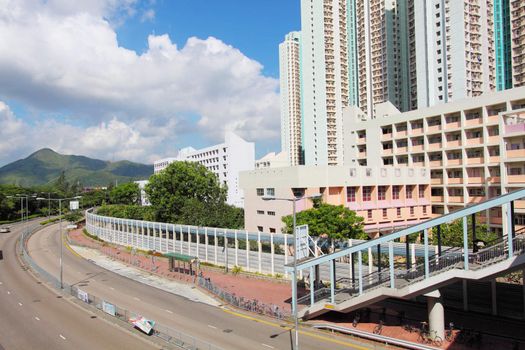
[163,252,197,263]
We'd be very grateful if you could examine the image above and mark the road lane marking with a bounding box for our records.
[165,309,173,314]
[109,287,115,290]
[133,297,140,301]
[221,308,368,350]
[7,291,10,295]
[262,344,274,349]
[18,302,22,306]
[35,316,40,321]
[63,238,82,259]
[0,281,3,285]
[207,325,217,329]
[59,334,66,340]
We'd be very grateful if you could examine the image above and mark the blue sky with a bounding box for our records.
[0,0,301,165]
[117,1,301,78]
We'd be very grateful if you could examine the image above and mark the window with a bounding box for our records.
[346,187,356,202]
[423,206,427,214]
[269,228,276,233]
[397,207,401,217]
[406,185,413,199]
[378,186,387,200]
[410,207,415,216]
[363,186,372,201]
[393,186,400,200]
[266,188,275,196]
[257,210,264,215]
[383,209,387,218]
[257,226,263,232]
[367,210,372,219]
[256,188,264,196]
[267,211,276,216]
[419,185,425,198]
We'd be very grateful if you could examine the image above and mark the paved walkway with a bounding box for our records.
[68,228,525,350]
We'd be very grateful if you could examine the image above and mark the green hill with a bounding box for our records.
[0,148,153,187]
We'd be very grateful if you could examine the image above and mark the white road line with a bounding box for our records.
[109,287,115,290]
[18,302,22,306]
[207,325,217,329]
[0,281,3,285]
[262,344,274,349]
[7,291,10,295]
[59,334,66,340]
[35,316,40,321]
[133,297,140,301]
[165,309,173,314]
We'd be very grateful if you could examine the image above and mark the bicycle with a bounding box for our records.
[373,320,384,335]
[445,322,455,342]
[428,330,443,347]
[403,323,416,333]
[352,312,360,327]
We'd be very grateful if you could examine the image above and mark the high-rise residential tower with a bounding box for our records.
[279,31,303,166]
[511,0,525,87]
[413,0,498,108]
[300,0,350,166]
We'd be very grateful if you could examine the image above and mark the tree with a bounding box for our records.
[145,161,227,224]
[282,203,366,241]
[431,216,497,247]
[109,182,140,205]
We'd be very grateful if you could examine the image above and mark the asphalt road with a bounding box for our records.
[0,220,155,350]
[28,224,372,350]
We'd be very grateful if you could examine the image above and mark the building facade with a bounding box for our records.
[153,132,254,207]
[279,32,303,166]
[511,0,525,87]
[240,166,431,236]
[344,86,525,230]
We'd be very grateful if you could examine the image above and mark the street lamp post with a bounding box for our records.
[37,196,82,289]
[262,192,321,350]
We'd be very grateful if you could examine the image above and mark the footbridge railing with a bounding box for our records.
[290,188,525,314]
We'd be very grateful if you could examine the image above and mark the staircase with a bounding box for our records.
[291,189,525,320]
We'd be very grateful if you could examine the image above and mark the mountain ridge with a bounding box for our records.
[0,148,153,187]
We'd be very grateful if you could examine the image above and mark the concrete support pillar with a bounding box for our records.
[427,291,445,340]
[214,228,218,265]
[205,227,209,262]
[410,243,416,268]
[245,230,249,272]
[234,230,238,267]
[257,232,262,273]
[463,280,469,311]
[284,234,288,277]
[270,233,275,275]
[491,279,497,316]
[196,227,200,259]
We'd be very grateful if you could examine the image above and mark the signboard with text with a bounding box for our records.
[295,225,309,260]
[77,288,89,303]
[69,201,79,211]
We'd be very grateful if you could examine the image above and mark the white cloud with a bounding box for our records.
[140,8,155,22]
[0,0,280,165]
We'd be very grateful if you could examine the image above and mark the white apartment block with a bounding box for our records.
[300,0,350,166]
[153,132,254,208]
[279,31,303,166]
[344,86,525,230]
[255,151,289,169]
[414,0,498,108]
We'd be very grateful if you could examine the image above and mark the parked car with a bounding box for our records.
[0,227,11,233]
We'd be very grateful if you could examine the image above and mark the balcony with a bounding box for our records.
[411,127,423,136]
[427,124,441,133]
[445,121,460,129]
[383,148,393,155]
[489,155,501,163]
[381,133,392,141]
[465,117,482,126]
[397,146,408,153]
[487,115,499,124]
[447,159,462,166]
[508,174,525,183]
[430,160,443,167]
[515,200,525,210]
[506,149,525,158]
[431,196,445,202]
[446,139,462,148]
[467,157,484,165]
[487,176,501,184]
[466,137,483,146]
[448,196,464,203]
[468,176,484,184]
[358,151,367,158]
[504,123,525,136]
[431,177,444,185]
[468,195,485,204]
[487,136,500,144]
[412,144,424,152]
[448,178,463,184]
[396,130,408,138]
